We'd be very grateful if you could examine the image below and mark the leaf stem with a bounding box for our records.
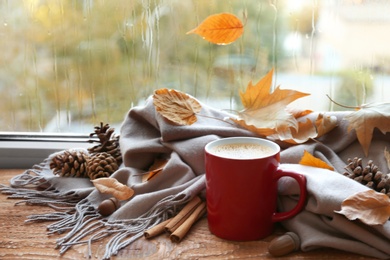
[195,113,238,127]
[326,94,359,110]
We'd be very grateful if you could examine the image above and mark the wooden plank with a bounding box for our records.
[0,169,375,259]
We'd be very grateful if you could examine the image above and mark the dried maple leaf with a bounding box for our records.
[345,102,390,156]
[274,114,338,144]
[286,107,313,118]
[186,13,243,45]
[153,88,202,125]
[92,178,134,201]
[335,189,390,225]
[315,113,338,138]
[231,68,310,137]
[299,150,334,171]
[275,118,318,144]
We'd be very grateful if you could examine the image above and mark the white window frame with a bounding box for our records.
[0,133,92,168]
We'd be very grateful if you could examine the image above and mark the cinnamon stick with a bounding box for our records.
[144,218,172,239]
[164,196,202,234]
[170,201,206,243]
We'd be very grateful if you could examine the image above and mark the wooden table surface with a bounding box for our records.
[0,169,376,260]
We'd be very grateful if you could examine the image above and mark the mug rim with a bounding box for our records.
[205,137,280,160]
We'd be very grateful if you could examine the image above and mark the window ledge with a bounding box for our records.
[0,141,91,169]
[0,133,94,168]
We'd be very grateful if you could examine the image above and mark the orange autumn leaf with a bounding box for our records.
[153,88,202,125]
[299,150,334,171]
[142,168,164,182]
[187,13,243,45]
[142,158,168,182]
[231,68,310,135]
[335,189,390,225]
[230,69,338,143]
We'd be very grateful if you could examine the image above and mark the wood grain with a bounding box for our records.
[0,169,375,259]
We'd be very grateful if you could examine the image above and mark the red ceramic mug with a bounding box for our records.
[205,137,307,241]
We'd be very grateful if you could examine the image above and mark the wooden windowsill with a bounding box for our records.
[0,169,376,259]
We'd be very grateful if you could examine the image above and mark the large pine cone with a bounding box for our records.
[88,123,122,165]
[86,152,119,180]
[50,149,90,178]
[344,157,390,197]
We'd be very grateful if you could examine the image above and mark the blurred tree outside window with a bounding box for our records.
[1,0,390,133]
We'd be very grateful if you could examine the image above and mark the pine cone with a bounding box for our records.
[86,152,119,180]
[344,157,390,197]
[50,149,90,178]
[88,122,122,165]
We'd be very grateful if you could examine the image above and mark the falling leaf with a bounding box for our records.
[92,178,134,201]
[299,150,334,171]
[187,13,243,45]
[231,68,310,137]
[153,88,202,125]
[384,147,390,171]
[142,158,168,182]
[335,189,390,225]
[345,102,390,156]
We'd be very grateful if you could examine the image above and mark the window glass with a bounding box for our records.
[1,0,389,133]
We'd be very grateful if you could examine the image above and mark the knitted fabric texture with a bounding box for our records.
[1,97,390,259]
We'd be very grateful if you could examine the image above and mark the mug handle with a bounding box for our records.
[271,169,307,222]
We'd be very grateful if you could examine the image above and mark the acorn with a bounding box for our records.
[98,197,120,216]
[268,232,300,257]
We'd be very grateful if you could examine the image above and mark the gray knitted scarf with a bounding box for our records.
[1,96,390,259]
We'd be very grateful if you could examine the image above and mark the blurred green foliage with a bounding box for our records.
[0,0,313,132]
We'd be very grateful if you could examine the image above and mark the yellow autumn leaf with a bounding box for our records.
[153,88,202,125]
[299,150,334,171]
[187,13,243,45]
[92,178,134,201]
[335,189,390,225]
[345,102,390,156]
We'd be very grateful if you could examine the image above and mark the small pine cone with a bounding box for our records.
[50,149,90,178]
[86,152,119,180]
[343,157,390,197]
[88,123,122,165]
